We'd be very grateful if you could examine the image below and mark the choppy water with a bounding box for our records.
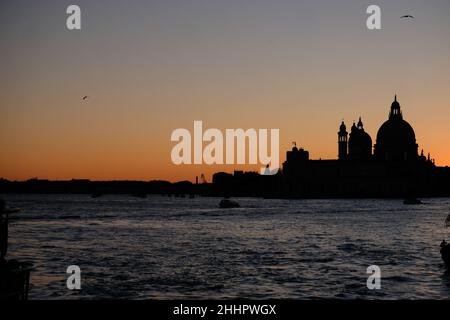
[3,194,450,299]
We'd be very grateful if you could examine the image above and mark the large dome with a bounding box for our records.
[376,118,416,147]
[374,96,418,161]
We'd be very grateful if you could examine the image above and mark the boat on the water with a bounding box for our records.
[219,198,240,208]
[403,198,423,205]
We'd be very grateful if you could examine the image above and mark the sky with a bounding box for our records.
[0,0,449,182]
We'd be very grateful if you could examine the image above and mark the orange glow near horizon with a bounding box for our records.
[2,92,450,183]
[1,1,450,182]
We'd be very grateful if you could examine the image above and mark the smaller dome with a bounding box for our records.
[348,118,372,160]
[349,130,372,150]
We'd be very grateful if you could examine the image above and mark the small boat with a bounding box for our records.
[218,198,240,208]
[403,198,423,205]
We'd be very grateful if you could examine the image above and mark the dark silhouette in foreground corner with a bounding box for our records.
[0,199,33,300]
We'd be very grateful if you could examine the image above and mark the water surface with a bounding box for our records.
[4,194,450,299]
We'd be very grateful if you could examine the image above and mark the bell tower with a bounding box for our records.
[338,121,348,160]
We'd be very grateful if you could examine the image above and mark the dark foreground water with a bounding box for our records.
[3,194,450,299]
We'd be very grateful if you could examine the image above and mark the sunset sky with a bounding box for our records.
[1,0,449,182]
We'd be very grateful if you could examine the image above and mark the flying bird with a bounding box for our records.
[400,15,414,19]
[82,95,88,100]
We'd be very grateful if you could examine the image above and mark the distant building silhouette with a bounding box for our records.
[281,96,441,198]
[209,96,450,198]
[337,96,418,162]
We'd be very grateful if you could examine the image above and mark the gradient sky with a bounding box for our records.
[1,0,449,182]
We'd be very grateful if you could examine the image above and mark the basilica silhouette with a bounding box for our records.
[337,95,418,162]
[279,96,449,198]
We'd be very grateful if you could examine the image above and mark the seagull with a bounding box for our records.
[400,15,414,19]
[82,95,88,100]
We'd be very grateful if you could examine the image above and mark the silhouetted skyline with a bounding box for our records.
[2,97,450,199]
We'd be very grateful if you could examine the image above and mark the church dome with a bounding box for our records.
[353,130,372,147]
[376,118,416,148]
[374,96,418,161]
[348,118,372,160]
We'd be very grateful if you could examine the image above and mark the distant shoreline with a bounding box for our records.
[2,176,450,199]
